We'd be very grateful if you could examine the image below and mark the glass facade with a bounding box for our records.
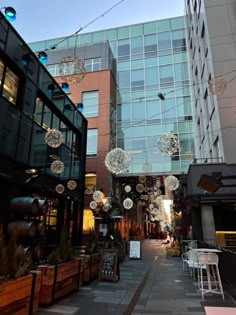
[30,16,194,175]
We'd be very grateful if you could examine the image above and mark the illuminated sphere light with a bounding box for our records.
[50,160,64,174]
[136,183,144,193]
[139,175,146,183]
[154,189,162,196]
[55,184,65,194]
[208,77,227,96]
[67,180,77,190]
[123,197,133,209]
[141,201,146,206]
[124,185,131,193]
[90,201,97,210]
[144,195,149,201]
[157,133,180,155]
[164,175,179,191]
[105,148,131,174]
[93,190,103,202]
[149,204,154,210]
[143,162,152,173]
[45,129,63,148]
[59,56,86,85]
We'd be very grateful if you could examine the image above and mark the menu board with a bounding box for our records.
[99,250,119,282]
[129,240,141,259]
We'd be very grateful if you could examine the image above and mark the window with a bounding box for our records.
[47,64,60,77]
[86,129,98,156]
[131,69,144,91]
[118,39,130,62]
[0,58,19,105]
[144,34,157,58]
[84,58,101,72]
[85,173,96,194]
[172,30,186,53]
[159,65,174,87]
[82,91,99,118]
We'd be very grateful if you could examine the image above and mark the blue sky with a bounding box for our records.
[2,0,185,42]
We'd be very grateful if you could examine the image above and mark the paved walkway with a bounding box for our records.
[36,240,236,315]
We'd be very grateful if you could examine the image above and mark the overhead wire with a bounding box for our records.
[44,0,126,51]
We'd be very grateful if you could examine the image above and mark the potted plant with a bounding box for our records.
[80,229,100,283]
[0,226,42,314]
[37,226,80,305]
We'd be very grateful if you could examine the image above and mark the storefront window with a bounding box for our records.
[2,66,19,105]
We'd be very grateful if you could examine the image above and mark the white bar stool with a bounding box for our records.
[198,253,224,300]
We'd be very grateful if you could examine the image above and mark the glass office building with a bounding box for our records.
[30,16,194,176]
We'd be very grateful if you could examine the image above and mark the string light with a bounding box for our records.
[55,184,65,194]
[67,180,77,190]
[59,56,86,85]
[157,133,180,155]
[136,183,144,193]
[50,160,64,174]
[45,129,63,148]
[93,190,103,202]
[164,175,179,191]
[105,148,130,174]
[123,197,133,209]
[124,185,131,192]
[208,77,227,96]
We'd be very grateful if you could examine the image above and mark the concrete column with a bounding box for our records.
[201,204,216,245]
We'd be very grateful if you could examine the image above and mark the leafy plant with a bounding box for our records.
[0,225,32,281]
[48,226,74,265]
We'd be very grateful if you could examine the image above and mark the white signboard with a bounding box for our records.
[129,240,141,259]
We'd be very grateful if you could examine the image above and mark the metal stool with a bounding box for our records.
[198,253,224,300]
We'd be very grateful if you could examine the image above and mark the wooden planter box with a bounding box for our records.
[37,259,80,305]
[79,253,101,284]
[0,271,42,315]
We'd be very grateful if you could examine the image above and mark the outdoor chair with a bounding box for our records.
[198,253,224,300]
[182,249,204,280]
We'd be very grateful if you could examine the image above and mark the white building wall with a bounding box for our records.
[186,0,236,163]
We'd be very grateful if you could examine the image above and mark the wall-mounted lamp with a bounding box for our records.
[3,7,16,21]
[197,173,236,193]
[61,82,70,92]
[38,51,48,64]
[77,103,83,112]
[47,83,55,95]
[21,54,33,66]
[63,104,73,112]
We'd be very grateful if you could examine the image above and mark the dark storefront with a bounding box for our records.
[0,12,87,252]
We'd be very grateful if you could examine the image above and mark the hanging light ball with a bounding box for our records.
[67,180,77,190]
[155,177,161,188]
[55,184,65,194]
[152,208,159,214]
[123,198,133,209]
[164,175,179,191]
[143,162,152,173]
[124,185,131,193]
[139,175,146,183]
[93,190,103,202]
[154,188,162,196]
[149,204,154,210]
[157,133,180,155]
[136,183,144,193]
[59,56,86,85]
[90,201,97,210]
[51,160,64,174]
[105,148,130,174]
[208,77,227,96]
[45,129,63,148]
